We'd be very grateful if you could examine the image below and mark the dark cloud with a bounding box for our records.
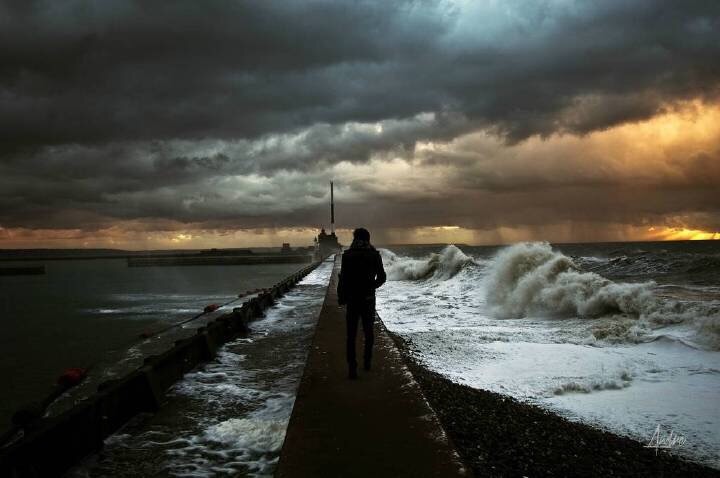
[0,0,448,148]
[2,0,718,148]
[0,0,719,238]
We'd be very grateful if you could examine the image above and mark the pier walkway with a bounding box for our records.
[276,257,469,478]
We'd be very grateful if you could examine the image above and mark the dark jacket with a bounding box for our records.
[337,241,386,305]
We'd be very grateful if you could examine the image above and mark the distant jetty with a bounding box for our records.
[0,248,314,267]
[127,251,312,267]
[0,246,315,264]
[0,266,45,276]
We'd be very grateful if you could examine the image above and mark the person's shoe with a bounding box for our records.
[348,368,358,380]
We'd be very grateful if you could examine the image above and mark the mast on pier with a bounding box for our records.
[330,181,335,234]
[316,181,341,258]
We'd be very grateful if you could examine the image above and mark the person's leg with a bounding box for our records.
[346,304,360,379]
[360,300,375,371]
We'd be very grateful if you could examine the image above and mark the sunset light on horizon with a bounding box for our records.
[0,1,718,249]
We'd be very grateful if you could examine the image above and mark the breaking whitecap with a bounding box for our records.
[376,242,720,468]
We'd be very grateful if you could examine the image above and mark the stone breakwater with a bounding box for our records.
[127,254,312,267]
[0,262,320,478]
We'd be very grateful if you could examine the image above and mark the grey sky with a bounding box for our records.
[1,0,719,245]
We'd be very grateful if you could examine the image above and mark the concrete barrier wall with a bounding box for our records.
[0,266,46,276]
[127,254,312,267]
[0,262,321,478]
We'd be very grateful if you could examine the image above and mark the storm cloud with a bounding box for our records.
[1,0,719,245]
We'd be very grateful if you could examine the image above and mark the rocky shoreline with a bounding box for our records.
[390,332,720,478]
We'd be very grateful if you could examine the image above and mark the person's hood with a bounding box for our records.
[349,238,374,250]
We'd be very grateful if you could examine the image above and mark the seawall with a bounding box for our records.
[0,262,320,478]
[276,256,469,477]
[127,254,312,267]
[0,266,45,276]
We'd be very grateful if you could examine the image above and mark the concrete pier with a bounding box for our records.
[276,257,469,478]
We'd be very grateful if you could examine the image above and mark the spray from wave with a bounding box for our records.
[485,242,655,319]
[380,245,474,281]
[484,242,720,349]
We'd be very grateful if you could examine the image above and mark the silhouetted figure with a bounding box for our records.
[337,228,386,379]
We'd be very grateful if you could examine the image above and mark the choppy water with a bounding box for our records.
[4,243,718,472]
[375,241,720,468]
[0,259,307,428]
[67,261,332,477]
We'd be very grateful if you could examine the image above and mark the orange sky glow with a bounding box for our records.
[1,101,718,249]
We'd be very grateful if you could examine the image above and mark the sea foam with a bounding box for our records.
[484,242,720,349]
[380,245,474,281]
[375,243,720,468]
[485,242,655,319]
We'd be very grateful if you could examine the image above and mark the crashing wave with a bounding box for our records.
[380,245,474,281]
[485,242,655,319]
[574,250,720,284]
[484,242,720,350]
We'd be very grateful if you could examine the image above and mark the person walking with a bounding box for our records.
[337,228,386,379]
